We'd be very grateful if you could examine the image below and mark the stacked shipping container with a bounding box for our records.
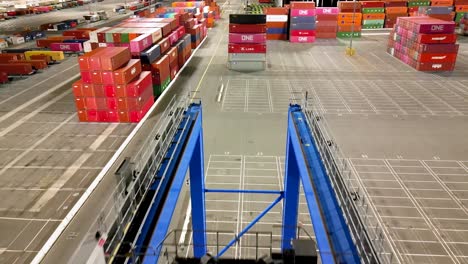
[361,1,386,29]
[338,1,362,38]
[387,17,459,71]
[417,6,455,21]
[74,47,154,122]
[228,14,267,71]
[385,1,408,28]
[316,7,339,39]
[289,1,316,43]
[459,13,468,34]
[408,0,431,16]
[265,7,289,40]
[455,0,468,23]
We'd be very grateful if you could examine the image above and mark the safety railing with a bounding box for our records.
[290,92,394,264]
[100,95,193,261]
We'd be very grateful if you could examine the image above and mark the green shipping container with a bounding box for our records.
[407,1,431,7]
[153,77,171,96]
[363,19,385,25]
[362,8,385,14]
[105,32,113,43]
[120,32,129,43]
[455,12,467,23]
[337,32,362,38]
[362,24,384,29]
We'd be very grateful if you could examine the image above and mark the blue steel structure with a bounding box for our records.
[131,103,365,264]
[282,104,361,264]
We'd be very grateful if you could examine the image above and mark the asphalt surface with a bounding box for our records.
[0,0,468,263]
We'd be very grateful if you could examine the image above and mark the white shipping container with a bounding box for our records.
[266,15,288,22]
[89,27,110,43]
[11,36,25,45]
[83,40,94,52]
[0,41,8,49]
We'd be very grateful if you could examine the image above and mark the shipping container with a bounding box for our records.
[78,47,107,71]
[140,44,161,64]
[90,47,131,71]
[0,63,34,75]
[50,43,84,52]
[10,60,48,70]
[113,59,142,85]
[229,24,267,33]
[229,14,267,24]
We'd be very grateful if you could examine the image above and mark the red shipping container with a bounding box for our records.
[418,33,457,44]
[151,55,170,77]
[177,26,186,39]
[228,43,267,53]
[82,83,94,97]
[129,97,154,122]
[90,47,131,71]
[86,97,107,110]
[81,71,92,84]
[0,64,34,75]
[416,43,459,53]
[106,97,118,110]
[168,47,178,65]
[77,110,87,122]
[105,110,119,122]
[104,85,116,97]
[78,48,107,71]
[115,71,152,97]
[170,64,179,80]
[117,84,153,110]
[91,71,103,84]
[416,53,457,63]
[290,30,316,37]
[414,61,455,71]
[113,59,142,85]
[229,24,267,33]
[159,37,171,54]
[75,97,86,110]
[87,109,99,122]
[118,111,130,122]
[102,71,116,85]
[290,2,315,9]
[93,85,106,97]
[361,1,385,7]
[184,18,196,29]
[72,80,83,97]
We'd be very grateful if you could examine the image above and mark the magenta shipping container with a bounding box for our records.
[169,31,179,45]
[316,7,339,15]
[291,9,316,16]
[228,33,266,44]
[130,34,153,53]
[290,36,316,43]
[50,43,84,52]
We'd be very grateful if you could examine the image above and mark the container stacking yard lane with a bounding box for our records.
[228,14,267,71]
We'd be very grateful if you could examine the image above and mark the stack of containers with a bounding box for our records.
[337,1,362,38]
[385,1,408,28]
[265,7,289,40]
[361,1,386,29]
[455,0,468,24]
[289,1,316,43]
[315,7,339,39]
[228,14,267,71]
[408,0,431,16]
[74,47,154,123]
[387,17,458,71]
[458,13,468,34]
[417,6,455,21]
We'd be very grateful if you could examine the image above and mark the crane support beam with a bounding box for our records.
[282,104,361,264]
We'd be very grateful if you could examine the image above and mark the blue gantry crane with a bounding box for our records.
[108,102,381,264]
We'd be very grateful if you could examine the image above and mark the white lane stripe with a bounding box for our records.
[29,124,117,212]
[0,89,72,137]
[0,63,77,106]
[179,200,191,245]
[0,73,80,125]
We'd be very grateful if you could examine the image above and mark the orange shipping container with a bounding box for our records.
[338,13,363,20]
[264,7,289,15]
[431,0,453,5]
[338,25,362,31]
[267,34,288,40]
[386,7,408,14]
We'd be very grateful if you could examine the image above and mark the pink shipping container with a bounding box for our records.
[316,7,339,15]
[50,43,84,52]
[290,36,316,43]
[169,31,179,45]
[130,34,153,53]
[176,26,186,39]
[291,9,316,16]
[228,33,267,44]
